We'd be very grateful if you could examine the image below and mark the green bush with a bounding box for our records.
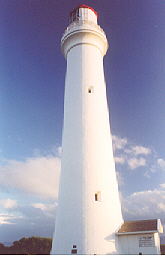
[0,236,52,255]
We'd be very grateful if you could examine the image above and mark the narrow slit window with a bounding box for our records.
[88,86,94,93]
[95,193,98,201]
[95,191,101,202]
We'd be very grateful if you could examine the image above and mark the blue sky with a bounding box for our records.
[0,0,165,244]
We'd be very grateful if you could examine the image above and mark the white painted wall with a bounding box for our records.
[51,7,123,255]
[79,8,97,24]
[118,233,161,255]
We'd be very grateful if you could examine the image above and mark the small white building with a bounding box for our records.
[116,219,163,255]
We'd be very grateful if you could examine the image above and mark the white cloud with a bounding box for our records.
[0,199,18,210]
[114,156,125,164]
[0,149,61,200]
[112,135,127,150]
[158,203,165,212]
[150,165,157,173]
[124,148,132,154]
[0,213,19,225]
[33,203,56,217]
[112,135,159,176]
[160,183,165,189]
[122,188,165,221]
[124,145,151,158]
[113,137,151,157]
[131,146,151,156]
[144,170,150,178]
[157,158,165,171]
[33,203,48,212]
[127,157,146,170]
[0,202,56,242]
[112,136,165,222]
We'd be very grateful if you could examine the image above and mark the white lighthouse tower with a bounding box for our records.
[51,5,123,255]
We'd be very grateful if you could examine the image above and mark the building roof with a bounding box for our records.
[117,219,163,235]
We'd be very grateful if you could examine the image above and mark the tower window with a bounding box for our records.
[95,193,98,201]
[88,86,94,93]
[69,8,79,23]
[73,245,76,248]
[95,191,101,201]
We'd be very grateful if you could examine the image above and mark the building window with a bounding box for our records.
[71,249,77,254]
[71,245,77,254]
[95,191,101,201]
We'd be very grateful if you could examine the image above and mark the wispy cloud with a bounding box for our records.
[127,157,146,170]
[113,135,165,177]
[131,146,151,156]
[114,156,125,164]
[0,199,18,210]
[0,147,61,200]
[113,136,165,226]
[0,213,21,225]
[158,203,165,212]
[112,135,127,150]
[157,159,165,171]
[122,185,165,221]
[33,203,56,217]
[0,137,164,242]
[160,183,165,189]
[0,200,56,241]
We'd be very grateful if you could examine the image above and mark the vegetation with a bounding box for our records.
[0,236,52,255]
[1,238,164,255]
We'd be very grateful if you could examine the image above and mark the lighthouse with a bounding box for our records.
[51,5,123,255]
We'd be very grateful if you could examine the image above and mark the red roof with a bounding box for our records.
[77,4,98,18]
[70,5,98,19]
